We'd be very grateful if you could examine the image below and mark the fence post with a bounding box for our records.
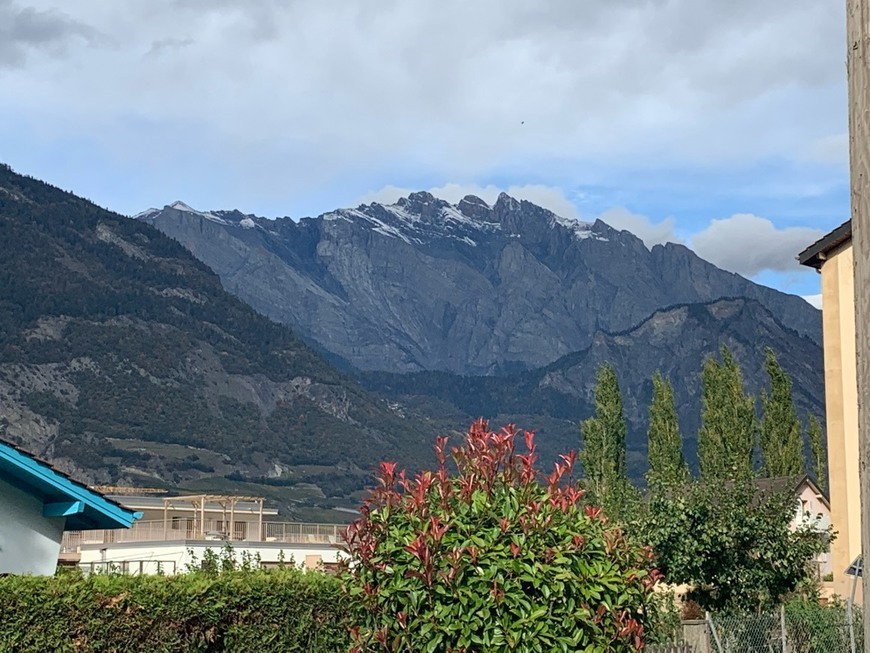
[780,604,787,653]
[681,620,712,653]
[706,612,723,653]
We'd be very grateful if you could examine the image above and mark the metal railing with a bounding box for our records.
[81,559,179,575]
[61,519,346,552]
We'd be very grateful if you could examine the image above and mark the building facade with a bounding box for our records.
[799,221,859,597]
[61,493,349,573]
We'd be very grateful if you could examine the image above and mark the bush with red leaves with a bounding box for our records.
[343,419,661,652]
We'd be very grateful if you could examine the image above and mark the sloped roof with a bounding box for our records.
[797,220,852,270]
[755,474,830,510]
[0,438,141,531]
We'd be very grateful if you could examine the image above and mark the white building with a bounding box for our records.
[0,438,140,575]
[757,475,833,578]
[61,493,348,573]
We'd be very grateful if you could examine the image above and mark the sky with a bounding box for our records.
[0,0,851,305]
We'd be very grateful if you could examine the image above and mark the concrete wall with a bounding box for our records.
[820,241,862,598]
[0,477,65,575]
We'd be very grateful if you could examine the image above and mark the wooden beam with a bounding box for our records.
[848,0,870,642]
[43,500,85,518]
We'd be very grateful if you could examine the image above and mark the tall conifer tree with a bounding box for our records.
[697,347,756,482]
[580,363,632,516]
[759,348,805,477]
[646,372,689,492]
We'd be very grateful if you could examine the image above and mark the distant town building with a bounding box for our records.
[756,475,832,579]
[61,493,348,573]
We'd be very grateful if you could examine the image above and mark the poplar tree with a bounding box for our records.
[697,347,756,482]
[759,348,805,477]
[807,414,827,490]
[646,372,690,492]
[580,363,632,517]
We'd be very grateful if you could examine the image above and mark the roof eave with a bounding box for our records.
[0,444,140,531]
[797,220,853,269]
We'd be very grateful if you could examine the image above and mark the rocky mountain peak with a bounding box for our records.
[395,191,450,224]
[135,190,821,375]
[456,194,495,222]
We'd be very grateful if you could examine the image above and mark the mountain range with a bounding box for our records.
[135,191,824,480]
[0,164,437,520]
[135,192,820,375]
[0,163,825,518]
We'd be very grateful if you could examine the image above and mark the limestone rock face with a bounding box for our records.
[137,194,821,376]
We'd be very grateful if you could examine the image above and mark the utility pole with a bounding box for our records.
[847,0,870,646]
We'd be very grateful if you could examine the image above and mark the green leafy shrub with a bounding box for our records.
[641,478,830,613]
[0,566,349,652]
[343,419,661,652]
[784,597,862,653]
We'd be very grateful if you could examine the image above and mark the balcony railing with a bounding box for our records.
[61,519,347,553]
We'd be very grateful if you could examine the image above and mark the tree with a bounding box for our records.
[580,364,634,518]
[759,348,805,478]
[344,420,661,652]
[641,477,831,613]
[697,347,756,482]
[807,414,827,491]
[646,372,689,492]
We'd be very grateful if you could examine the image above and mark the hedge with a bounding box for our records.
[0,567,350,652]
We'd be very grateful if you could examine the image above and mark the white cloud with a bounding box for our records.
[597,207,680,248]
[802,294,822,309]
[0,0,847,215]
[355,183,579,218]
[690,214,824,277]
[802,132,849,167]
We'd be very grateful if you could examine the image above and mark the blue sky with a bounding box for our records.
[0,0,850,305]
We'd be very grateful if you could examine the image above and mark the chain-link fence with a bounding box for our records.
[708,603,862,653]
[647,602,863,653]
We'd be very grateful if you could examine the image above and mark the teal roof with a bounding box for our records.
[0,439,141,531]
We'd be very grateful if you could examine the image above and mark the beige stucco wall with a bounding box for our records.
[820,241,861,598]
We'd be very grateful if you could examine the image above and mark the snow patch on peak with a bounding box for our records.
[549,212,596,240]
[169,200,197,212]
[345,208,420,245]
[461,194,490,208]
[384,204,421,225]
[166,201,228,225]
[328,192,602,247]
[132,207,160,220]
[322,211,352,222]
[440,205,499,232]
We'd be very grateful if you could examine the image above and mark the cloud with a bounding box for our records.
[690,214,824,277]
[0,0,100,67]
[356,183,579,218]
[802,294,822,309]
[146,37,194,58]
[597,207,680,248]
[0,0,847,216]
[802,132,849,167]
